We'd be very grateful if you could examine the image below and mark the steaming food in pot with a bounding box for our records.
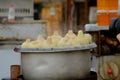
[21,30,92,48]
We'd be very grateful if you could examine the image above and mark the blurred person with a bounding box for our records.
[109,18,120,42]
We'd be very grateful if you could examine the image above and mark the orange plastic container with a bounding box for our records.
[97,0,118,26]
[97,0,118,10]
[109,10,118,24]
[108,0,118,10]
[97,10,118,26]
[97,10,109,26]
[97,0,108,10]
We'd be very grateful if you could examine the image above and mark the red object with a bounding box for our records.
[10,3,14,7]
[8,18,14,22]
[107,69,113,74]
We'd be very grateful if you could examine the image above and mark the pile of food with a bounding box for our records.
[21,30,92,48]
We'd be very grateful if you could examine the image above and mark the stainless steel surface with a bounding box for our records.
[15,43,96,80]
[84,24,109,31]
[21,50,91,80]
[15,43,97,52]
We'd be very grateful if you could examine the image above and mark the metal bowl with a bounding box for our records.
[15,43,96,80]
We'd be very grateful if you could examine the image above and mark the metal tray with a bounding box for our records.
[14,43,97,53]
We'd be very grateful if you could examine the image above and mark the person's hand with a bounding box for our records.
[116,33,120,42]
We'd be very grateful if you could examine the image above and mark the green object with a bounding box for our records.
[38,2,48,19]
[50,6,55,15]
[39,2,47,11]
[42,2,47,7]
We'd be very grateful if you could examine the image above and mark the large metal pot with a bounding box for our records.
[15,43,96,80]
